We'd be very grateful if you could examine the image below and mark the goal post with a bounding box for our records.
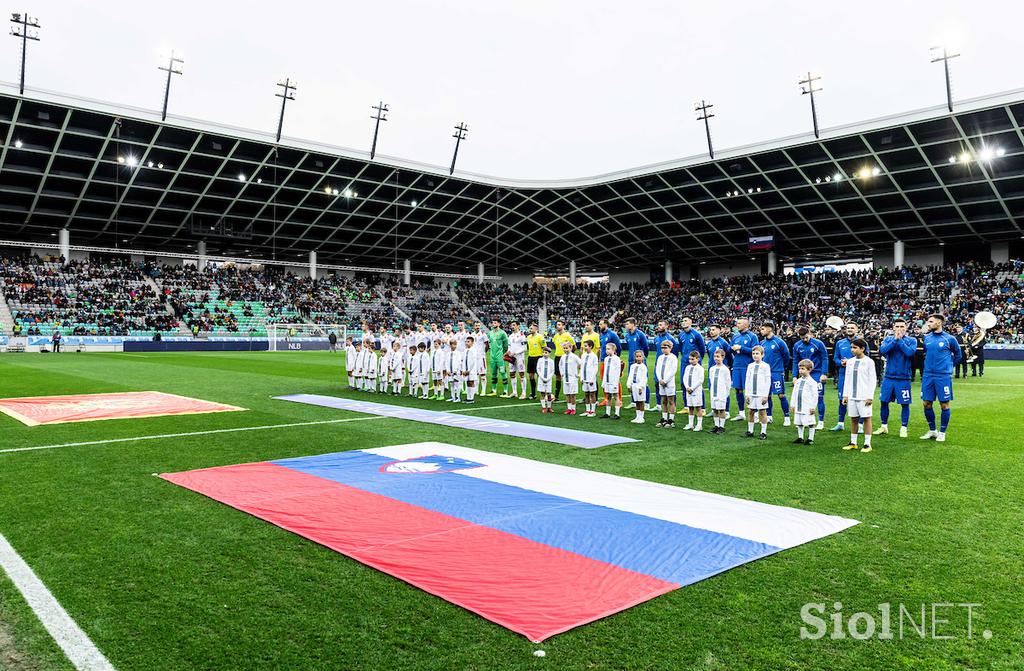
[267,323,348,352]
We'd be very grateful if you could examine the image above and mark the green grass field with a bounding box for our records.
[1,351,1022,671]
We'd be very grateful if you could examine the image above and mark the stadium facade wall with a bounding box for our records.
[609,269,652,289]
[905,246,944,267]
[698,260,761,280]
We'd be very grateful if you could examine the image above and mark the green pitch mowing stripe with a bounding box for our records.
[0,352,1022,670]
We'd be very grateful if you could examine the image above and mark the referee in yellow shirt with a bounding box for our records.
[526,322,546,400]
[580,320,601,361]
[551,320,575,401]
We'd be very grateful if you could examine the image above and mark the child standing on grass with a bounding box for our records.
[432,339,448,400]
[842,338,877,453]
[790,359,819,444]
[464,336,481,403]
[745,345,771,440]
[364,346,377,393]
[378,344,392,394]
[559,340,581,415]
[628,350,649,424]
[600,342,623,420]
[345,336,356,390]
[537,346,555,413]
[390,341,406,396]
[682,350,705,431]
[708,347,730,434]
[579,340,599,417]
[655,339,678,428]
[448,339,465,403]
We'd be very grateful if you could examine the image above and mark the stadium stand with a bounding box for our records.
[1,254,1021,344]
[0,255,178,337]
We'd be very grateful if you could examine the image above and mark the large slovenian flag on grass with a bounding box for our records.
[162,442,857,642]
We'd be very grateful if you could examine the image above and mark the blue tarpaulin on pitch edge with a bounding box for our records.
[272,394,637,449]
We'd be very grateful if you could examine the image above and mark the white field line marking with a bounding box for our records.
[0,399,552,455]
[0,532,115,671]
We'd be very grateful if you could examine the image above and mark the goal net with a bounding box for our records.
[267,323,348,352]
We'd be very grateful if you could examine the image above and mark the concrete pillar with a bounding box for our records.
[991,241,1009,264]
[569,260,577,285]
[767,251,777,275]
[477,262,485,284]
[58,228,70,266]
[403,258,411,286]
[197,241,208,271]
[894,240,905,268]
[664,260,673,284]
[308,250,318,281]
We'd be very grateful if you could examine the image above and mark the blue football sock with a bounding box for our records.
[940,407,950,432]
[880,402,890,424]
[837,399,847,423]
[735,391,745,411]
[924,406,936,430]
[818,396,825,420]
[767,396,773,417]
[900,404,910,427]
[779,395,790,417]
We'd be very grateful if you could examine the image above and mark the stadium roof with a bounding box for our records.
[2,82,1024,274]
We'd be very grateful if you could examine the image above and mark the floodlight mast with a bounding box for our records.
[930,46,960,113]
[370,101,389,160]
[799,72,823,139]
[158,50,184,121]
[275,78,297,143]
[9,12,40,96]
[450,122,468,175]
[695,99,715,159]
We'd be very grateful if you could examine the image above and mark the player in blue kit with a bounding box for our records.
[874,318,917,438]
[758,321,791,426]
[791,326,828,430]
[830,322,869,432]
[729,318,760,422]
[919,313,962,443]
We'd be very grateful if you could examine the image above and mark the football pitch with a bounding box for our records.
[1,351,1022,670]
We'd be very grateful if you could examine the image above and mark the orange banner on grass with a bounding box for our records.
[0,391,245,426]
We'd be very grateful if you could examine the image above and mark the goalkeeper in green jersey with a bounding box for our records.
[487,319,511,397]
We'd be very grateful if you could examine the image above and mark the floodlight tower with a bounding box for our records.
[9,12,40,95]
[158,50,184,121]
[370,101,389,160]
[799,72,823,139]
[275,78,297,143]
[930,46,960,113]
[449,122,468,175]
[695,99,715,159]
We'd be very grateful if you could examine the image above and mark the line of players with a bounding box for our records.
[343,312,963,449]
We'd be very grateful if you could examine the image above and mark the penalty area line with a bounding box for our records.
[0,532,116,670]
[0,399,549,455]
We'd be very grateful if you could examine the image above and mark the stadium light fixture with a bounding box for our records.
[147,160,154,168]
[9,12,40,96]
[930,46,960,113]
[694,100,715,159]
[157,162,164,169]
[948,156,957,163]
[158,49,184,121]
[833,173,843,182]
[344,188,353,198]
[996,147,1006,157]
[256,177,262,184]
[332,188,339,196]
[871,167,881,176]
[959,152,971,163]
[411,200,418,207]
[450,122,468,175]
[979,147,995,162]
[323,186,332,194]
[274,78,297,143]
[237,173,246,182]
[13,139,22,149]
[370,101,389,160]
[799,72,823,138]
[126,155,138,167]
